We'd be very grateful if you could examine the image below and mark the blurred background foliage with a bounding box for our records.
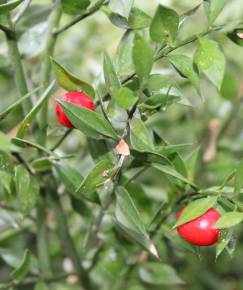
[1,0,243,290]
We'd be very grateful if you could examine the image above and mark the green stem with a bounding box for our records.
[5,15,32,115]
[38,3,62,146]
[49,190,94,290]
[36,195,53,277]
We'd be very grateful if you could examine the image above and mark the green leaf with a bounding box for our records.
[115,187,159,258]
[204,0,227,26]
[180,3,201,27]
[11,249,31,280]
[113,87,138,110]
[55,162,82,194]
[153,163,198,190]
[115,30,134,76]
[216,230,232,259]
[17,81,55,138]
[168,54,201,97]
[139,262,184,285]
[0,132,11,153]
[109,0,133,19]
[12,137,54,156]
[174,196,217,228]
[61,0,90,15]
[76,159,114,203]
[133,33,153,82]
[128,8,151,29]
[214,212,243,229]
[234,159,243,196]
[227,30,243,47]
[103,52,121,93]
[51,58,95,99]
[0,0,22,14]
[0,86,41,120]
[194,37,225,90]
[15,165,39,216]
[149,5,179,45]
[58,100,118,140]
[220,72,238,101]
[0,170,12,194]
[130,117,154,152]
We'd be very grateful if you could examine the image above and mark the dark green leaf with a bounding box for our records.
[227,30,243,47]
[130,117,154,152]
[194,37,225,90]
[61,0,90,15]
[115,187,159,258]
[15,165,39,216]
[11,249,31,280]
[214,212,243,228]
[139,262,184,285]
[58,100,118,140]
[51,58,95,99]
[17,81,55,138]
[174,196,217,228]
[76,159,114,203]
[149,5,179,45]
[220,72,238,101]
[113,87,138,110]
[0,0,22,14]
[216,230,232,259]
[234,159,243,196]
[133,33,153,82]
[169,54,201,97]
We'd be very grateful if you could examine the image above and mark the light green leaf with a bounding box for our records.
[11,249,31,280]
[220,71,238,101]
[180,3,201,27]
[214,212,243,228]
[17,81,55,138]
[133,33,153,81]
[0,0,22,14]
[149,5,179,45]
[76,159,114,203]
[194,37,225,90]
[61,0,90,15]
[128,8,151,29]
[109,0,133,19]
[58,100,118,140]
[174,196,217,228]
[115,187,159,258]
[216,230,232,259]
[204,0,227,26]
[51,58,95,99]
[0,132,11,153]
[103,52,121,92]
[139,262,184,285]
[15,165,39,216]
[168,54,201,97]
[130,117,154,152]
[0,170,12,194]
[113,87,138,110]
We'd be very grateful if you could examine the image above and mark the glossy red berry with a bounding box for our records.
[176,208,221,246]
[55,91,95,128]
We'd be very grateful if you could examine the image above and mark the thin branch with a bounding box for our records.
[13,0,32,23]
[51,128,73,151]
[53,0,108,36]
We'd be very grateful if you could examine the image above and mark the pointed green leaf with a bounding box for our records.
[15,165,39,216]
[11,249,31,281]
[133,33,153,81]
[168,54,201,97]
[214,212,243,229]
[130,117,154,152]
[0,0,22,14]
[51,58,95,99]
[128,8,151,29]
[149,5,179,44]
[113,87,138,110]
[227,29,243,47]
[234,159,243,196]
[61,0,90,15]
[109,0,133,19]
[103,52,121,93]
[194,37,225,90]
[115,187,159,258]
[17,81,55,138]
[204,0,227,26]
[174,196,217,228]
[58,101,118,140]
[76,159,114,203]
[216,230,232,259]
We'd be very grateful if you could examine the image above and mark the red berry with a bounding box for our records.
[55,91,95,128]
[176,208,221,246]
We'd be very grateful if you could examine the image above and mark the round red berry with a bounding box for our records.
[55,91,95,128]
[176,208,221,246]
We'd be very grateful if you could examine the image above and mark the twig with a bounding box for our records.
[12,151,36,175]
[53,0,108,36]
[13,0,32,23]
[51,128,73,151]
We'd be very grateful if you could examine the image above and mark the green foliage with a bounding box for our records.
[1,0,243,289]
